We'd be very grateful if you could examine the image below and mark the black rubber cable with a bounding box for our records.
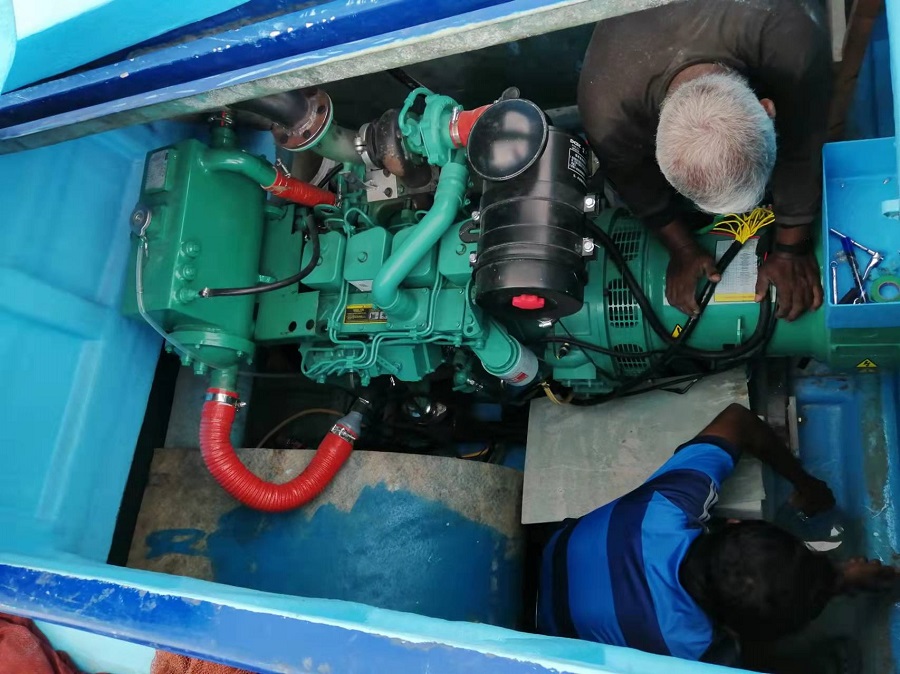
[540,336,665,359]
[587,218,774,361]
[568,299,776,407]
[387,68,427,91]
[564,219,778,406]
[316,164,344,189]
[201,217,321,298]
[585,219,676,345]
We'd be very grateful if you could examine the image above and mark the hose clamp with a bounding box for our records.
[356,123,378,169]
[449,106,463,148]
[330,423,357,444]
[204,392,247,410]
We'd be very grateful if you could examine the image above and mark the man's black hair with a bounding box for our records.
[680,520,838,641]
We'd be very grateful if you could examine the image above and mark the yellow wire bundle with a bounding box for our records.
[711,207,775,243]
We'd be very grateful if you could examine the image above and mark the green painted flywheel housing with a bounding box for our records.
[548,208,832,392]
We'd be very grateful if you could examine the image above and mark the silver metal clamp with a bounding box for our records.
[204,392,247,410]
[330,424,357,443]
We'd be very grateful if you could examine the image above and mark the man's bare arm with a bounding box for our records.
[698,403,834,515]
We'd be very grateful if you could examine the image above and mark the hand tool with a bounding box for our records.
[830,261,838,304]
[829,228,884,280]
[838,235,867,303]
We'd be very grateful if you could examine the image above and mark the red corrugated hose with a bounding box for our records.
[264,169,336,206]
[199,387,357,512]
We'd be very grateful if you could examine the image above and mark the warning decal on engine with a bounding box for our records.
[711,238,759,304]
[343,304,387,325]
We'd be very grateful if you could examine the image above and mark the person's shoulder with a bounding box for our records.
[765,0,829,36]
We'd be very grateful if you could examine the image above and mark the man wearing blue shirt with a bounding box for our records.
[538,403,897,663]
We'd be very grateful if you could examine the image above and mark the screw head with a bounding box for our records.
[537,318,554,329]
[582,238,595,256]
[357,252,368,263]
[176,288,197,304]
[182,241,201,257]
[583,195,597,212]
[469,252,478,266]
[471,210,481,222]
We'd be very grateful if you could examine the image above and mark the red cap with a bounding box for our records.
[511,294,546,310]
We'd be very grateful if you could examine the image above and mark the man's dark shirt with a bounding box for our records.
[577,0,831,229]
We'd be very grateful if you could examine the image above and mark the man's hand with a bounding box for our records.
[789,476,835,517]
[666,243,721,317]
[840,557,900,593]
[755,251,824,322]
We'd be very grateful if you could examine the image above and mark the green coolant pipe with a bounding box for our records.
[372,154,468,322]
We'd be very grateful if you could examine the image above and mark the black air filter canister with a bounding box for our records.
[471,125,589,321]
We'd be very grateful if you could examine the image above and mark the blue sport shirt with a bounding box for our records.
[537,436,740,660]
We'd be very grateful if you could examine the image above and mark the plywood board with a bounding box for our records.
[523,371,764,524]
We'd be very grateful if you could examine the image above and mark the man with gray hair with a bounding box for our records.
[578,0,828,321]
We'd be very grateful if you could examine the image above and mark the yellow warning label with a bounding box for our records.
[343,304,387,325]
[671,324,683,338]
[856,359,878,370]
[713,292,757,303]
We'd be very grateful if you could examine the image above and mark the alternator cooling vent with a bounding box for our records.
[610,227,642,261]
[606,278,639,327]
[613,343,648,376]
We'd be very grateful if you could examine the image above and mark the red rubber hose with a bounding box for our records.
[199,388,355,512]
[264,169,336,206]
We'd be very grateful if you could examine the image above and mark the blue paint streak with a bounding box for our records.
[0,0,507,125]
[0,558,744,674]
[147,484,520,626]
[3,0,248,92]
[146,529,208,559]
[0,0,589,145]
